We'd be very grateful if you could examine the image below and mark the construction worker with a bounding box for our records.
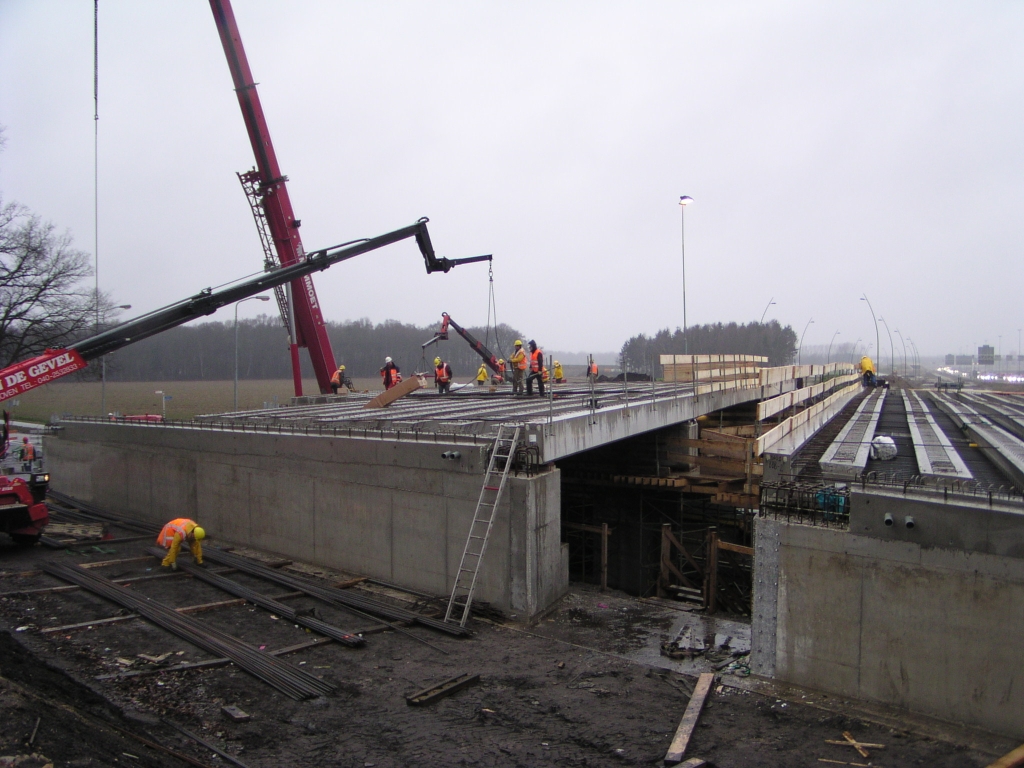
[510,340,527,395]
[157,518,205,569]
[553,360,565,384]
[380,357,401,390]
[495,359,506,384]
[476,362,489,385]
[526,340,545,396]
[860,356,877,387]
[330,364,351,395]
[19,437,34,473]
[587,357,599,383]
[434,357,453,394]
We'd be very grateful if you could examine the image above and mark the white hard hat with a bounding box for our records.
[385,356,392,363]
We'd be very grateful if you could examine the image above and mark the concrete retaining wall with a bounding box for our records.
[46,423,567,618]
[751,492,1024,739]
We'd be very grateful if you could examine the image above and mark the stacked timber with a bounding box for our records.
[660,354,767,393]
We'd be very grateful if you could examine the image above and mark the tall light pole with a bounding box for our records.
[878,316,895,377]
[797,318,814,366]
[679,196,693,354]
[100,304,132,417]
[827,330,840,365]
[860,295,880,371]
[759,297,776,325]
[907,337,920,378]
[894,329,908,378]
[154,390,168,421]
[1018,329,1021,376]
[235,295,271,410]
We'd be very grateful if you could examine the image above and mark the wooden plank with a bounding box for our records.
[363,374,427,409]
[717,541,754,556]
[667,438,750,459]
[406,673,480,706]
[683,454,763,477]
[664,672,715,764]
[987,742,1024,768]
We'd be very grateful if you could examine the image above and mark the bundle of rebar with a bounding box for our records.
[47,490,160,535]
[42,562,335,700]
[202,548,471,637]
[143,548,365,648]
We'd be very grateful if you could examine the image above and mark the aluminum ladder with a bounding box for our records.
[445,425,521,627]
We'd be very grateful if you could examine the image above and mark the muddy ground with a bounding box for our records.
[0,525,1009,768]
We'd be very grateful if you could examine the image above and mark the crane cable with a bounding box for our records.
[484,262,506,362]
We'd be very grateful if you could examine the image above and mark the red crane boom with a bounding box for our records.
[210,0,335,395]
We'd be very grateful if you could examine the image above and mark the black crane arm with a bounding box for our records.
[72,220,486,361]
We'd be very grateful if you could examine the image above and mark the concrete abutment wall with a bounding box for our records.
[46,423,568,618]
[752,492,1024,739]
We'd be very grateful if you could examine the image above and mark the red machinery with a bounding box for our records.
[0,473,50,545]
[423,313,504,376]
[209,0,334,396]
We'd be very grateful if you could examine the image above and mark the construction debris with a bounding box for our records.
[825,731,885,759]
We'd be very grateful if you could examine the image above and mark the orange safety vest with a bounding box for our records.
[435,363,451,383]
[22,443,34,461]
[331,369,343,385]
[589,362,598,376]
[511,349,527,371]
[530,349,542,373]
[157,518,196,548]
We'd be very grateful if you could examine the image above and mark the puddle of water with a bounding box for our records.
[622,610,751,675]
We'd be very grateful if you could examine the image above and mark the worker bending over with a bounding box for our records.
[553,360,565,383]
[510,340,527,395]
[434,357,453,394]
[158,518,205,569]
[330,364,352,395]
[860,356,877,387]
[380,357,401,390]
[526,340,545,396]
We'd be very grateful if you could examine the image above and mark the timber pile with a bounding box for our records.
[660,354,766,390]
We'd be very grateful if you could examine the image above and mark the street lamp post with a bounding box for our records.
[797,318,814,366]
[1018,329,1021,377]
[907,338,920,378]
[759,297,776,325]
[679,196,693,354]
[860,295,880,372]
[234,295,271,410]
[154,390,168,421]
[100,304,132,417]
[827,330,840,365]
[878,316,895,377]
[894,329,908,378]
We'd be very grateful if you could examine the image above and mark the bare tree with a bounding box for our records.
[0,196,97,368]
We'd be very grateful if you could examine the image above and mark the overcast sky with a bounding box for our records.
[1,1,1021,358]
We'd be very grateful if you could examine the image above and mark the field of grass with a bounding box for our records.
[5,378,383,423]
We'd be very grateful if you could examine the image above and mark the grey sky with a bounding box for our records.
[1,1,1021,358]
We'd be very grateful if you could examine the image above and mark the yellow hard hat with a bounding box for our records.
[514,339,522,346]
[554,360,560,365]
[434,357,441,366]
[192,526,206,541]
[498,358,504,364]
[338,364,345,370]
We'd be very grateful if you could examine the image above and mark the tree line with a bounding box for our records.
[102,315,529,381]
[619,321,799,371]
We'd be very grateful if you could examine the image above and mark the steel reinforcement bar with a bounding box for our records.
[144,548,365,648]
[42,562,335,700]
[202,548,471,637]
